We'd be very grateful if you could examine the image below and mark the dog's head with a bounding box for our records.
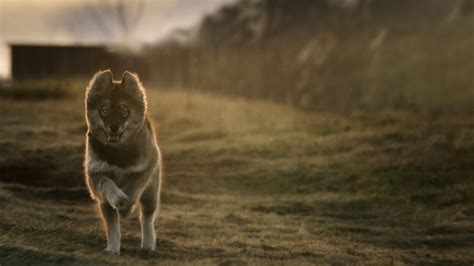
[85,70,147,146]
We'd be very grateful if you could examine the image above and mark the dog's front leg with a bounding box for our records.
[139,184,159,251]
[119,171,153,217]
[87,175,129,254]
[87,175,130,211]
[99,202,121,254]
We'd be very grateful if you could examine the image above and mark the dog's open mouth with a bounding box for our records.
[106,132,122,143]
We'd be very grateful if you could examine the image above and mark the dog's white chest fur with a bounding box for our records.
[87,150,149,185]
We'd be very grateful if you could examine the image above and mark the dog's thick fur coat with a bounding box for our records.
[84,70,161,254]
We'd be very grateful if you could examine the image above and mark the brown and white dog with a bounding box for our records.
[84,70,162,254]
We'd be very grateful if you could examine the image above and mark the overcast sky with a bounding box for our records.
[0,0,235,45]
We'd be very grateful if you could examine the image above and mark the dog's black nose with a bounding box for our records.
[110,125,120,133]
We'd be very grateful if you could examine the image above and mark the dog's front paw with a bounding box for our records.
[141,241,156,251]
[107,187,130,211]
[103,247,120,255]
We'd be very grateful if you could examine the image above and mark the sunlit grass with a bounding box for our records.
[0,83,473,264]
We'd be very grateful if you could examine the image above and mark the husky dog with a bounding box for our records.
[84,70,161,255]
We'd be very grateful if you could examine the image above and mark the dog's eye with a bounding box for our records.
[100,107,110,116]
[120,108,129,118]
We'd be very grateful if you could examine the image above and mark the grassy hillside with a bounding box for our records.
[147,0,474,113]
[0,81,473,264]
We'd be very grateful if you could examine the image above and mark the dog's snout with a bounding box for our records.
[110,124,120,133]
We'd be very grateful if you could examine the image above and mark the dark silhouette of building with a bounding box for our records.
[8,44,148,80]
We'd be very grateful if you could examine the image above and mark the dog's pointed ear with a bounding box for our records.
[121,71,145,98]
[121,71,147,111]
[121,71,139,89]
[88,70,113,92]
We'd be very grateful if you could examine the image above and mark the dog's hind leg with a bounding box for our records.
[139,181,159,250]
[99,202,121,254]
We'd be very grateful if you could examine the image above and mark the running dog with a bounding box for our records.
[84,70,161,255]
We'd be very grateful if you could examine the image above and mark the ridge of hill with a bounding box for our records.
[147,0,474,113]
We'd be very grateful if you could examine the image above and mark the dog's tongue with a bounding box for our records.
[107,133,120,142]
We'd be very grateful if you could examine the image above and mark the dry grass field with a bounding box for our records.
[0,81,473,265]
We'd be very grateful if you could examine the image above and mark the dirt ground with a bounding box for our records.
[0,83,473,265]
